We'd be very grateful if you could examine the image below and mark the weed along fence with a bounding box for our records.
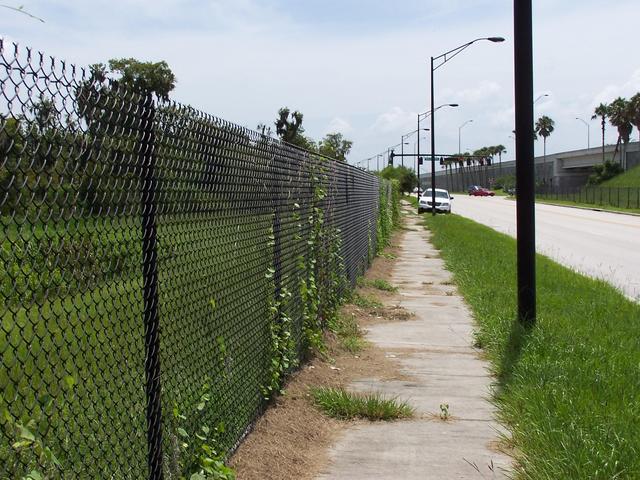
[0,41,398,479]
[536,185,640,210]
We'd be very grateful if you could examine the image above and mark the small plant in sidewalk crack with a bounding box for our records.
[310,387,414,421]
[439,403,450,421]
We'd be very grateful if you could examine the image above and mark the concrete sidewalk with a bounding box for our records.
[316,205,512,479]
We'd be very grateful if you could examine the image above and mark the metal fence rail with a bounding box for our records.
[536,185,640,210]
[0,41,387,479]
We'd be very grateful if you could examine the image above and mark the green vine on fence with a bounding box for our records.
[261,219,298,401]
[1,376,76,480]
[169,380,235,480]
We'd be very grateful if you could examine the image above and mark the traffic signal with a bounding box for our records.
[388,150,394,166]
[418,156,423,165]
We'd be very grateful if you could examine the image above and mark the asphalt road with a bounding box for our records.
[449,195,640,301]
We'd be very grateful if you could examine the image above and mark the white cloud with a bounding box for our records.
[2,0,640,164]
[370,107,417,134]
[324,117,353,135]
[591,68,640,109]
[441,81,502,104]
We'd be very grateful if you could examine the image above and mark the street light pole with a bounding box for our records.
[417,105,457,206]
[417,114,421,202]
[575,117,590,150]
[401,129,428,170]
[430,36,505,216]
[514,0,536,326]
[430,56,436,216]
[458,119,473,154]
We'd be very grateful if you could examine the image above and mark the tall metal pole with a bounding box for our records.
[140,93,164,480]
[575,118,590,150]
[458,120,473,154]
[401,136,405,167]
[417,114,421,203]
[430,56,437,216]
[514,0,536,325]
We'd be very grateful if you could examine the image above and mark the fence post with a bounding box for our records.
[140,93,164,480]
[628,187,630,209]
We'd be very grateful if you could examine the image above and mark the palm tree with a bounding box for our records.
[494,144,506,175]
[630,93,640,143]
[608,97,634,169]
[535,115,555,184]
[591,103,609,164]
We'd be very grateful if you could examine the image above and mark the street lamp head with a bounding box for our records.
[487,37,505,43]
[449,103,459,107]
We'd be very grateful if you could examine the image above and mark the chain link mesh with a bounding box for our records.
[0,40,383,479]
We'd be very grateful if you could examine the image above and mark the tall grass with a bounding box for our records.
[424,214,640,479]
[311,387,413,421]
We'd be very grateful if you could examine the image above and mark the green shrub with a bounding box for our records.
[587,160,624,185]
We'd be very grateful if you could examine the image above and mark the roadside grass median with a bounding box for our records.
[423,214,640,479]
[533,197,640,215]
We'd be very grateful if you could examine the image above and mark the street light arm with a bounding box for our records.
[419,103,459,119]
[402,127,430,141]
[432,37,504,71]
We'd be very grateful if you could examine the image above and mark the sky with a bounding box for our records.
[2,0,640,169]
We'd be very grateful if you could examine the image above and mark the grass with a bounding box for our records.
[0,214,276,478]
[534,197,640,214]
[601,164,640,187]
[328,313,366,354]
[403,195,418,208]
[356,277,398,293]
[350,292,383,310]
[535,185,640,213]
[310,387,414,421]
[423,214,640,479]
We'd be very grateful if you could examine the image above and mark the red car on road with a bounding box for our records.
[468,186,495,197]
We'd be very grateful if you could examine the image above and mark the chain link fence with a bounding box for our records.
[0,41,394,479]
[536,185,640,210]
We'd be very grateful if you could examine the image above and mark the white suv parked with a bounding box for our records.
[418,188,453,214]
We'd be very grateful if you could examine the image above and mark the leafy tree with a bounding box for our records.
[535,115,555,183]
[608,97,634,168]
[274,107,315,149]
[318,132,353,161]
[107,58,176,100]
[592,103,610,163]
[73,57,178,211]
[380,165,417,193]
